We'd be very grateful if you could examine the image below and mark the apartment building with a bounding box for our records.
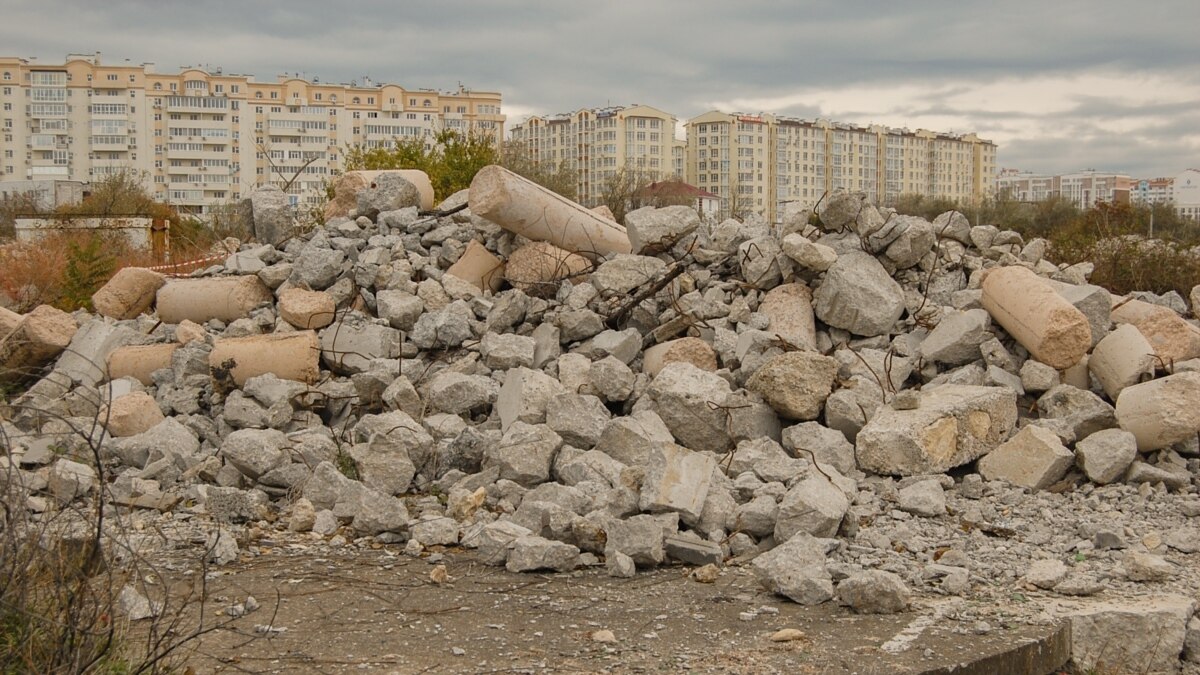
[508,104,678,206]
[1130,176,1174,206]
[0,54,504,217]
[995,170,1133,209]
[685,111,996,223]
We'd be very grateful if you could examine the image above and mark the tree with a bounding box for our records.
[499,140,579,202]
[342,126,499,200]
[0,190,39,239]
[59,170,166,218]
[595,166,664,224]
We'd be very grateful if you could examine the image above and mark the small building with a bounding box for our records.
[635,180,720,219]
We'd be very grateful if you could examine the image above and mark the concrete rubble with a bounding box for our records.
[5,176,1200,672]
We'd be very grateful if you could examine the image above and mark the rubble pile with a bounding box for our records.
[5,166,1200,670]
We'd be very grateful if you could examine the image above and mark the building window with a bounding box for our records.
[1,72,9,80]
[107,74,118,81]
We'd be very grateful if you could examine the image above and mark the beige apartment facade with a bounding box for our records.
[0,54,504,217]
[686,111,996,223]
[508,104,678,206]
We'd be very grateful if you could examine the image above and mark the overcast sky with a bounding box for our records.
[4,0,1198,178]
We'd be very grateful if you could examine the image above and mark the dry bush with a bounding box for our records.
[1,396,251,673]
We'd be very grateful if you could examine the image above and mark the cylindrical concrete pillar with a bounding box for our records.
[981,266,1090,370]
[106,343,180,385]
[208,330,320,385]
[156,275,273,325]
[92,267,166,320]
[469,165,632,257]
[1115,371,1200,451]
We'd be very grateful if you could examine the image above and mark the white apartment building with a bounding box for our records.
[1174,169,1200,221]
[0,54,504,217]
[508,104,679,206]
[995,170,1133,209]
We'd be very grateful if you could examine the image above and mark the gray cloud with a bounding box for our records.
[3,0,1198,177]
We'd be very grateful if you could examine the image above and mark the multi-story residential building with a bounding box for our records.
[995,170,1132,209]
[0,54,504,217]
[508,104,678,206]
[1130,176,1174,206]
[685,111,996,223]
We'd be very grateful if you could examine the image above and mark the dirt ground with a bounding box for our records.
[140,544,1066,675]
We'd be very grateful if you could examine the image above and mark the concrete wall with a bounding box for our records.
[14,216,154,248]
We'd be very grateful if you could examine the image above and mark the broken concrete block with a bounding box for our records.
[446,239,505,293]
[475,521,533,565]
[920,308,992,366]
[503,241,591,297]
[1019,360,1060,394]
[624,205,700,255]
[751,531,833,605]
[92,267,165,320]
[813,251,906,337]
[641,337,718,377]
[645,362,734,454]
[106,343,179,385]
[505,535,581,573]
[1075,428,1138,485]
[1089,323,1155,399]
[209,331,320,386]
[104,391,165,438]
[977,425,1073,490]
[591,254,667,297]
[1064,595,1194,674]
[897,479,946,516]
[545,393,610,449]
[220,428,289,480]
[981,266,1091,369]
[605,514,666,567]
[836,571,910,614]
[1116,371,1200,451]
[745,351,839,421]
[319,320,401,374]
[781,233,837,272]
[593,409,674,467]
[781,422,856,475]
[0,305,78,381]
[1111,297,1200,364]
[480,332,536,370]
[483,422,563,487]
[427,371,498,416]
[639,442,717,524]
[156,276,273,325]
[497,367,564,430]
[48,459,98,502]
[664,535,723,566]
[277,288,336,330]
[356,172,422,220]
[1037,384,1117,440]
[324,170,434,221]
[775,470,853,540]
[856,385,1018,475]
[471,165,631,257]
[758,283,817,351]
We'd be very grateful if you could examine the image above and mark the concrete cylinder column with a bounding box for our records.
[981,266,1090,370]
[208,330,320,385]
[156,275,273,324]
[469,165,632,257]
